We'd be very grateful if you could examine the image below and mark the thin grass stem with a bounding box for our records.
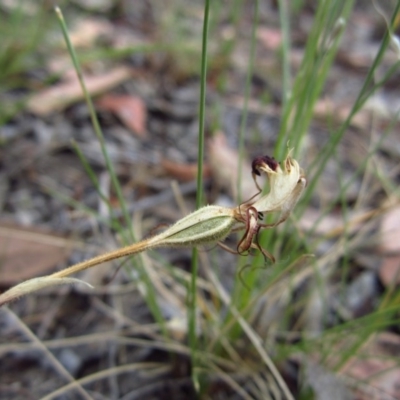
[54,7,134,242]
[237,0,259,205]
[278,0,291,108]
[189,0,211,392]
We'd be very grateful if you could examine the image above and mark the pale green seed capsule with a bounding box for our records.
[147,205,237,247]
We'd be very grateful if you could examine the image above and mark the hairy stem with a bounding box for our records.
[50,238,153,279]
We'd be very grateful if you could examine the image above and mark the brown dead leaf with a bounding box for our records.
[378,254,400,287]
[299,208,375,238]
[336,38,399,70]
[46,55,76,81]
[379,205,400,254]
[257,27,282,50]
[207,131,260,202]
[161,158,211,182]
[27,66,132,116]
[299,209,346,236]
[341,332,400,399]
[313,98,370,130]
[0,224,71,286]
[97,94,147,138]
[69,18,113,48]
[315,95,400,133]
[336,48,375,69]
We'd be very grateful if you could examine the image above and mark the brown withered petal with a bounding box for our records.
[251,155,279,176]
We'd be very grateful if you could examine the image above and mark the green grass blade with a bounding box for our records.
[237,0,260,205]
[233,0,260,310]
[54,7,133,242]
[189,0,211,392]
[278,0,291,108]
[54,7,167,337]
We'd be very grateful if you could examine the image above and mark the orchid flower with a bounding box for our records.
[0,151,306,305]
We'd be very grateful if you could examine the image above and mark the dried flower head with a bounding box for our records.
[231,151,306,261]
[249,150,306,219]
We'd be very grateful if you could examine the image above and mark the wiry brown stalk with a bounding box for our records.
[49,238,152,279]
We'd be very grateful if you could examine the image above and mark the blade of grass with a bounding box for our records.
[205,258,295,400]
[237,0,260,205]
[5,308,92,400]
[275,1,354,160]
[257,1,354,263]
[233,0,261,308]
[303,1,400,206]
[278,0,291,108]
[285,114,400,262]
[54,7,167,337]
[54,7,133,242]
[189,0,211,392]
[71,140,116,211]
[222,4,295,397]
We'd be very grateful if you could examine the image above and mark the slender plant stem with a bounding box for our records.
[233,0,260,311]
[54,7,133,242]
[303,0,400,205]
[194,6,209,212]
[54,6,169,337]
[49,240,152,279]
[189,0,211,392]
[237,0,259,205]
[278,0,291,109]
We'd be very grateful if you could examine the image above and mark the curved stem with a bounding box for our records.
[49,239,153,279]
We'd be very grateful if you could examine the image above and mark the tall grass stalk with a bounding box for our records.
[232,0,260,315]
[278,0,292,108]
[255,1,355,267]
[189,0,211,392]
[276,1,355,160]
[55,8,131,239]
[237,0,259,205]
[303,0,400,206]
[54,7,167,334]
